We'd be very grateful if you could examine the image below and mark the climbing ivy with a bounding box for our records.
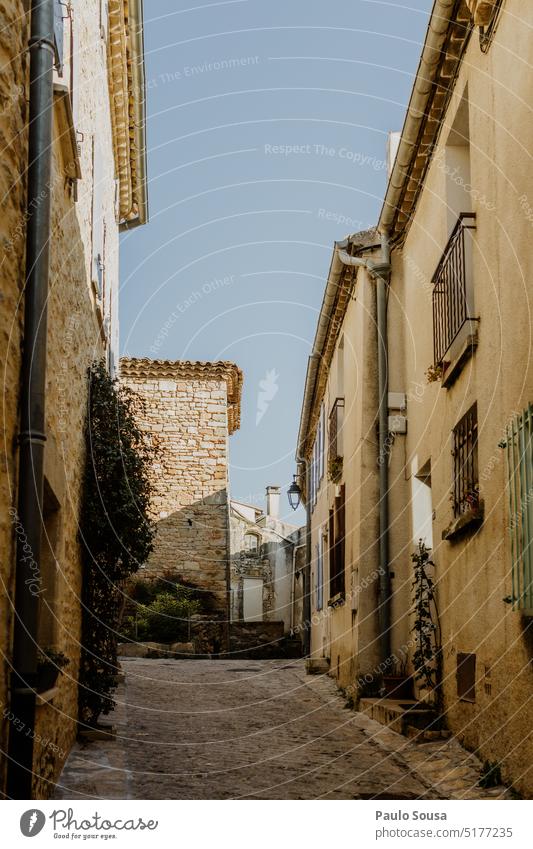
[78,361,155,727]
[411,540,443,709]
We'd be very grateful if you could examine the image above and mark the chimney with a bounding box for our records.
[266,485,281,519]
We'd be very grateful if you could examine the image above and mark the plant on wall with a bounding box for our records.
[328,455,343,483]
[411,540,443,710]
[425,363,443,383]
[78,361,155,728]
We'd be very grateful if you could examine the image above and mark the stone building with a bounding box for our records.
[297,0,533,795]
[0,0,147,797]
[230,487,304,633]
[119,358,243,618]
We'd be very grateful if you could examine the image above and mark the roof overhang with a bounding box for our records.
[378,0,473,243]
[296,230,379,463]
[108,0,149,230]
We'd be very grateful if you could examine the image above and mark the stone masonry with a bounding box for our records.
[119,359,243,614]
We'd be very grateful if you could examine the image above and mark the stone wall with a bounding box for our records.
[0,0,132,798]
[120,359,243,616]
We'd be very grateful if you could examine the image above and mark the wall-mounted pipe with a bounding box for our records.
[379,0,456,232]
[336,233,392,666]
[7,0,55,800]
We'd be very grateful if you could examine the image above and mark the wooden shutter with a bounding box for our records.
[91,137,104,297]
[316,533,323,611]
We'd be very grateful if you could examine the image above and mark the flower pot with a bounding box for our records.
[382,674,414,700]
[36,663,60,693]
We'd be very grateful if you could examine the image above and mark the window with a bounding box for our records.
[329,485,346,600]
[315,530,324,611]
[457,652,476,702]
[432,91,478,369]
[410,458,433,548]
[329,397,345,461]
[310,403,325,511]
[452,403,479,518]
[244,533,259,553]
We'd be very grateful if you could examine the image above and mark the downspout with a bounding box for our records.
[7,0,55,799]
[294,452,311,657]
[336,233,392,666]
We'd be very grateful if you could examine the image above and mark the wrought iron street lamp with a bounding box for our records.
[287,476,302,511]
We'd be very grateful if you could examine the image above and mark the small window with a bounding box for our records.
[329,485,346,600]
[452,403,479,518]
[457,652,476,702]
[244,533,259,553]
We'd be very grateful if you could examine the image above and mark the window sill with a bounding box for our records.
[53,82,82,181]
[441,323,479,389]
[442,501,484,541]
[328,592,345,609]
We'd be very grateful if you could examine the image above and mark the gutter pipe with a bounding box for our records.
[7,0,55,799]
[379,0,456,233]
[336,233,392,666]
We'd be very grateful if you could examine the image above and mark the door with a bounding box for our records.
[243,578,263,622]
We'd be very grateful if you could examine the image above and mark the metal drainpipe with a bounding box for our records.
[336,232,392,666]
[375,232,392,666]
[7,0,55,799]
[302,463,312,657]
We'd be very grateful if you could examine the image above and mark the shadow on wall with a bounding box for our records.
[140,489,230,615]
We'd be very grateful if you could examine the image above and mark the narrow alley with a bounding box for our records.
[55,660,510,801]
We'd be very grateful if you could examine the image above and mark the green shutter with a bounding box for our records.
[504,405,533,613]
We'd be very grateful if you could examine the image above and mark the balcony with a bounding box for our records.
[432,213,477,369]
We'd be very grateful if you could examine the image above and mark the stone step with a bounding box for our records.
[306,657,331,675]
[359,697,442,736]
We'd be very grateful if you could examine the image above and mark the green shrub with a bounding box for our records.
[143,591,200,643]
[79,361,155,727]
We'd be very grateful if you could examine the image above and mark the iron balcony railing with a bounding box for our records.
[502,406,533,614]
[432,212,476,366]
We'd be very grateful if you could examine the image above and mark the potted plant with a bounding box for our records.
[36,648,69,693]
[381,656,414,700]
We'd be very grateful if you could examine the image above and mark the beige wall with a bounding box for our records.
[386,1,533,795]
[307,265,382,690]
[0,0,130,797]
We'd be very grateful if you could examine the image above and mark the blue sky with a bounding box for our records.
[119,0,432,523]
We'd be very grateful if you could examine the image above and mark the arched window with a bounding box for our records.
[244,532,259,553]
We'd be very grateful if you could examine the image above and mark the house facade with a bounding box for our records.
[230,487,304,634]
[0,0,147,798]
[298,0,533,795]
[119,358,243,623]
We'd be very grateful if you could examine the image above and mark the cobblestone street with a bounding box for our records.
[56,659,511,801]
